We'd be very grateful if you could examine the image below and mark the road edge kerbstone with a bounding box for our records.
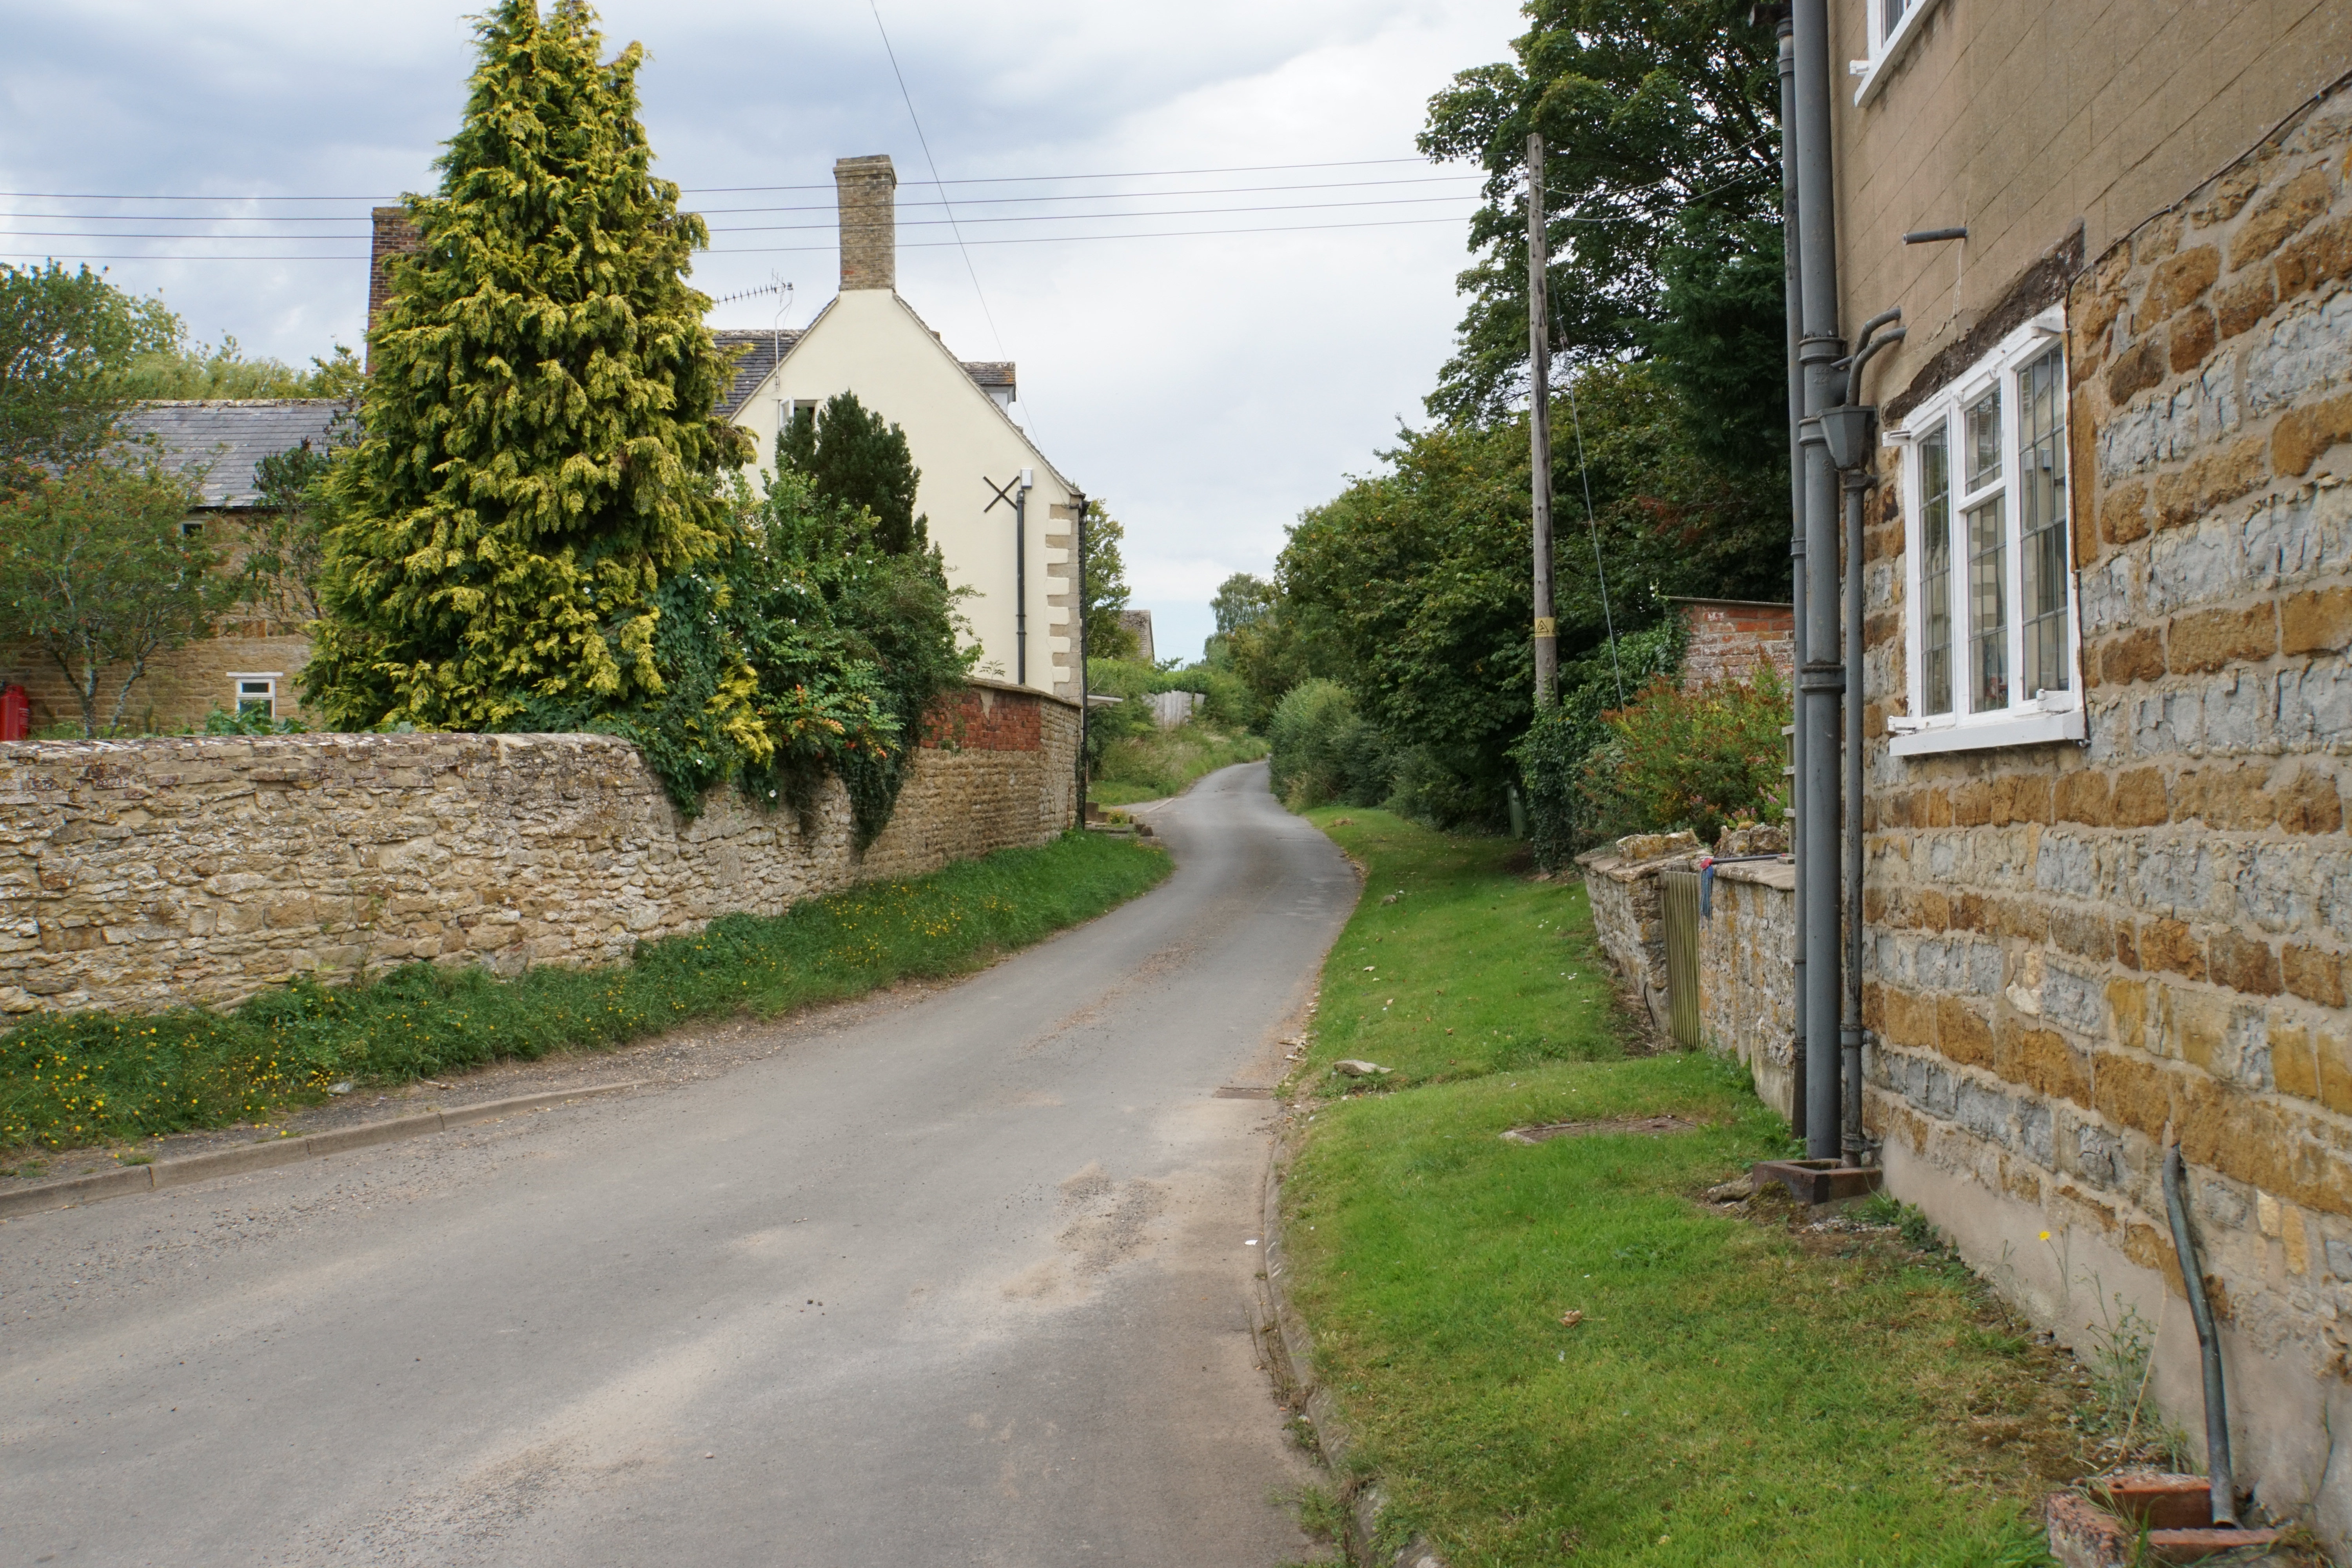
[0,1081,643,1220]
[1258,1111,1445,1568]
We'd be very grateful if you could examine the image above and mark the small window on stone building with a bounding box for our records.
[179,519,203,537]
[1889,310,2081,756]
[230,675,278,720]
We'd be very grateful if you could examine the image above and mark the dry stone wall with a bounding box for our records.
[0,680,1077,1016]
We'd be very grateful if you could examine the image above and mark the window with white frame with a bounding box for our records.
[1888,309,2083,757]
[229,673,279,720]
[1850,0,1945,106]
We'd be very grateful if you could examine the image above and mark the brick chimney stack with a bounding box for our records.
[835,155,896,293]
[368,207,422,372]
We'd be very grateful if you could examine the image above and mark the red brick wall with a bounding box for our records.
[1677,599,1795,689]
[920,680,1044,751]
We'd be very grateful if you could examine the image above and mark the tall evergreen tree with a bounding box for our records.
[778,392,926,555]
[304,0,748,731]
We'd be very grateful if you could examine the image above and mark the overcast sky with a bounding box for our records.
[0,0,1524,663]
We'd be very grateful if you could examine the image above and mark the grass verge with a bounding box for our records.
[1284,809,2091,1567]
[2,831,1169,1154]
[1090,723,1269,806]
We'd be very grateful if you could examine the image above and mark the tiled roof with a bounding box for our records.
[962,361,1015,390]
[121,400,349,509]
[711,328,802,418]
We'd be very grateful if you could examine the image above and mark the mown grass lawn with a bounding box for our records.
[2,830,1169,1155]
[1089,723,1269,806]
[1283,809,2087,1568]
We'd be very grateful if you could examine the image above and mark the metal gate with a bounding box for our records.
[1661,867,1702,1049]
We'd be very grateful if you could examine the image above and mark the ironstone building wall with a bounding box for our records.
[1579,27,2352,1551]
[1857,78,2352,1540]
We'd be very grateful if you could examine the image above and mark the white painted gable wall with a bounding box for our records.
[728,290,1078,699]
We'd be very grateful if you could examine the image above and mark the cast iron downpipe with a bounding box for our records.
[1834,314,1905,1166]
[1775,11,1809,1141]
[1793,0,1844,1160]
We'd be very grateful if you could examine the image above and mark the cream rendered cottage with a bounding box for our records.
[715,155,1084,700]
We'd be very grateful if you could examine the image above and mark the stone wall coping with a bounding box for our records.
[1712,859,1795,891]
[1574,849,1708,884]
[964,674,1081,712]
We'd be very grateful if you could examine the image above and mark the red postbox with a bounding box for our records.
[0,685,28,742]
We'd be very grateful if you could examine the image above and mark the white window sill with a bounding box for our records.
[1889,708,2085,757]
[1853,0,1946,107]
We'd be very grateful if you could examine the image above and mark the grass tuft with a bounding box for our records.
[1,831,1169,1153]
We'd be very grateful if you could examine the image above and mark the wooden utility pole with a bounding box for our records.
[1526,132,1558,706]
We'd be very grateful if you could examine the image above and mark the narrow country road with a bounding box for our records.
[1,762,1357,1567]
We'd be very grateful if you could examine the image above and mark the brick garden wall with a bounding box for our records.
[1859,78,2352,1541]
[1675,599,1796,689]
[0,680,1077,1016]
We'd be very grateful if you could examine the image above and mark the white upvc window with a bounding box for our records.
[229,673,280,720]
[1850,0,1945,106]
[1888,309,2084,757]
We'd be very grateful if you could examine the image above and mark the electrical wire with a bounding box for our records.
[0,194,1484,243]
[1546,276,1624,703]
[0,174,1483,224]
[0,212,1480,263]
[869,0,1005,378]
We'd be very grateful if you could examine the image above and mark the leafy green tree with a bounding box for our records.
[1210,572,1276,635]
[245,411,357,628]
[0,262,177,493]
[1418,0,1779,423]
[1080,501,1138,664]
[1274,361,1779,822]
[778,392,927,555]
[0,458,231,735]
[303,0,748,733]
[120,337,363,402]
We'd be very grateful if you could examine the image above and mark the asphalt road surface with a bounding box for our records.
[2,762,1358,1567]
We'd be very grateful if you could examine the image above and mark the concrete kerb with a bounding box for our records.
[1258,1115,1446,1568]
[0,1081,644,1220]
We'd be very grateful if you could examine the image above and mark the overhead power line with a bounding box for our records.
[0,193,1483,244]
[0,156,1438,205]
[0,213,1475,264]
[867,0,1007,374]
[0,173,1479,224]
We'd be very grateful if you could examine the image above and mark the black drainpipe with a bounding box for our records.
[1793,0,1845,1160]
[1830,315,1905,1165]
[2163,1144,2239,1526]
[1774,9,1808,1141]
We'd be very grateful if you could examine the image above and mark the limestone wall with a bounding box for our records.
[0,679,1077,1016]
[1699,862,1799,1123]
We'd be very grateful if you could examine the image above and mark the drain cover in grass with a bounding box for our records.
[1501,1114,1699,1144]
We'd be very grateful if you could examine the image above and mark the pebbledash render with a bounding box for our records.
[1585,4,2352,1550]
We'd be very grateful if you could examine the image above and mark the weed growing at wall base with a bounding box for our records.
[0,831,1167,1153]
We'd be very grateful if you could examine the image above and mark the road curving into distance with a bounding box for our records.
[0,761,1359,1568]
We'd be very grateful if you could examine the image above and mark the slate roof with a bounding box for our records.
[122,400,349,509]
[711,328,802,418]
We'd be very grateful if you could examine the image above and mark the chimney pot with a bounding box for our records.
[835,154,897,293]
